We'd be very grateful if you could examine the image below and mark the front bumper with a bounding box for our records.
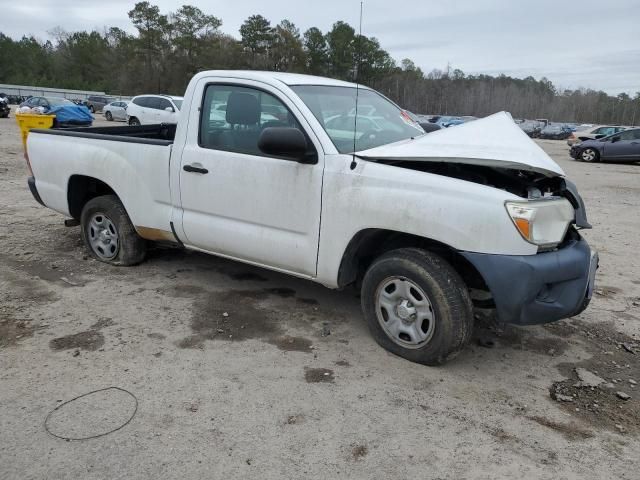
[461,236,597,325]
[569,146,581,159]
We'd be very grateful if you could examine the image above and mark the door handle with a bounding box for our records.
[183,164,209,174]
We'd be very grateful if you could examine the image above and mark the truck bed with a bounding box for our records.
[28,123,175,237]
[30,123,177,146]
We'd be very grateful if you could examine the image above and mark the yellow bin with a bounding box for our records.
[15,113,56,149]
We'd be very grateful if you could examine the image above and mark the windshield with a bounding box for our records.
[173,99,183,110]
[291,85,424,153]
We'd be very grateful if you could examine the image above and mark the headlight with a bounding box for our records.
[505,198,575,248]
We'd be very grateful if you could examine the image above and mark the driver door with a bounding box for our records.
[177,80,324,276]
[604,130,637,161]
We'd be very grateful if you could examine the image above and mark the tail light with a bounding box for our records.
[24,150,34,176]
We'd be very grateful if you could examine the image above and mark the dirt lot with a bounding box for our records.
[1,110,639,479]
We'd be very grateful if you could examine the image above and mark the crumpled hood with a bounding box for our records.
[356,111,565,177]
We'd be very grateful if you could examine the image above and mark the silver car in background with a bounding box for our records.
[103,101,129,122]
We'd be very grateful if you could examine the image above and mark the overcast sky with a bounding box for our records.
[2,0,638,95]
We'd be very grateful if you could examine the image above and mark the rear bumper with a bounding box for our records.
[27,176,44,206]
[461,237,597,325]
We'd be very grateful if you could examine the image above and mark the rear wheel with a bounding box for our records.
[80,195,146,266]
[580,148,599,162]
[105,111,113,121]
[361,248,474,366]
[129,117,140,126]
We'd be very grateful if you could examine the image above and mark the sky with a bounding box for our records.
[1,0,638,95]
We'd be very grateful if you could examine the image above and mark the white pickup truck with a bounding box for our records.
[25,70,597,365]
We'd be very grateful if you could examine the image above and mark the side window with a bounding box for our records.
[157,98,172,111]
[132,97,146,107]
[592,127,604,134]
[632,130,640,140]
[618,130,635,141]
[199,84,307,157]
[146,97,161,110]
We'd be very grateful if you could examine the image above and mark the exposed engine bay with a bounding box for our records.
[379,160,560,197]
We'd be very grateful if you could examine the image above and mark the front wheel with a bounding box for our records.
[129,117,140,126]
[105,111,113,121]
[361,248,473,366]
[80,195,146,266]
[580,148,599,162]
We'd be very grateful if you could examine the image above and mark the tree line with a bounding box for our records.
[1,1,638,125]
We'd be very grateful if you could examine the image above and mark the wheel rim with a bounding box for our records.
[582,149,596,161]
[87,213,119,260]
[374,276,436,349]
[106,112,112,120]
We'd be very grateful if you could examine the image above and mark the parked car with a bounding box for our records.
[570,128,640,163]
[539,124,572,140]
[103,101,129,122]
[85,95,117,113]
[3,94,22,104]
[567,125,626,146]
[0,95,9,118]
[126,95,183,125]
[20,96,74,110]
[25,71,597,366]
[19,96,92,127]
[518,120,543,138]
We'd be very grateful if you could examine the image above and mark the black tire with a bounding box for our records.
[89,105,95,113]
[579,147,599,163]
[80,195,146,266]
[129,117,140,126]
[105,111,113,121]
[361,248,473,366]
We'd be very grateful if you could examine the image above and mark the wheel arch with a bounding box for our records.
[337,228,489,293]
[67,175,120,220]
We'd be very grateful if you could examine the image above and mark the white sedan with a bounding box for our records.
[103,101,129,122]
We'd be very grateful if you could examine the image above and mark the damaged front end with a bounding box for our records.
[356,111,592,235]
[356,112,597,326]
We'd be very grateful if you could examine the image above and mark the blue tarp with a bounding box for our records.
[48,104,93,126]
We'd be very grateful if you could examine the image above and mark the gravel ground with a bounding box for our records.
[1,110,639,479]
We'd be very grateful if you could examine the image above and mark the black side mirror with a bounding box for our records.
[419,122,441,133]
[258,127,314,163]
[594,134,605,139]
[610,136,620,143]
